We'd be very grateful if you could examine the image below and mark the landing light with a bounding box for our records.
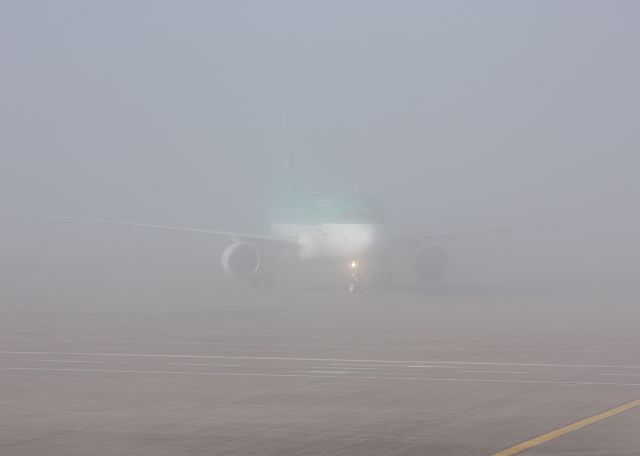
[351,261,358,269]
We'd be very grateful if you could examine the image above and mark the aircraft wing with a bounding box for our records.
[399,219,573,244]
[420,225,538,240]
[46,216,298,247]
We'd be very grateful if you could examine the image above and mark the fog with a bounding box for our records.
[1,1,639,297]
[4,4,640,455]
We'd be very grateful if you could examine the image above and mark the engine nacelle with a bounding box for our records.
[413,246,448,282]
[221,242,261,279]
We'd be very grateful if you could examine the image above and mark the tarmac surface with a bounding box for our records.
[1,284,640,455]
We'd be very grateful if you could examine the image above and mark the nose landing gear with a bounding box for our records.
[349,260,366,294]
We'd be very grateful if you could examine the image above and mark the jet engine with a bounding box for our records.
[221,242,261,279]
[413,246,448,282]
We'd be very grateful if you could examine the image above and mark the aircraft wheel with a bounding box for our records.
[349,281,366,294]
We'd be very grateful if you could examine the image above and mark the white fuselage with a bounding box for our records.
[270,223,382,260]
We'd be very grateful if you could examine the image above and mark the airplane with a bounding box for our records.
[48,150,543,292]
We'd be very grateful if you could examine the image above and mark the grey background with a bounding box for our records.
[2,4,640,455]
[1,1,639,295]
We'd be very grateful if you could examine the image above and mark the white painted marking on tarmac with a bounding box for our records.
[366,372,406,375]
[35,359,108,364]
[2,351,640,370]
[303,370,348,374]
[407,365,446,368]
[303,369,405,375]
[0,367,344,378]
[169,363,241,367]
[317,366,385,370]
[461,370,530,374]
[2,367,640,387]
[600,373,640,377]
[16,338,633,355]
[16,333,640,345]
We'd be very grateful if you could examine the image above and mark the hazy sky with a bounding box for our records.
[1,1,639,291]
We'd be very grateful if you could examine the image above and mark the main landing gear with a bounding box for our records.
[348,260,395,293]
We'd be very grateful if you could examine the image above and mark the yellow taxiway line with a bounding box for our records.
[492,398,640,455]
